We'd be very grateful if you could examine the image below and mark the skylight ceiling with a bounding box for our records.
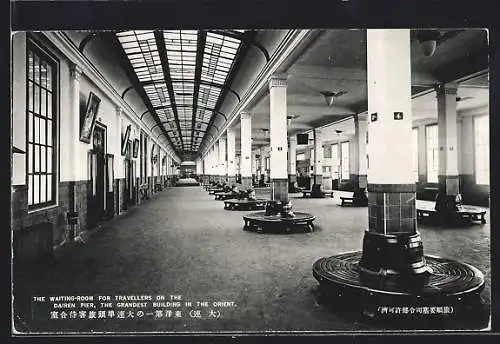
[116,30,245,154]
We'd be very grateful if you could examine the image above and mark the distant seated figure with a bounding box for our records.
[265,200,280,216]
[247,189,256,200]
[353,187,368,200]
[259,175,266,187]
[310,183,324,197]
[435,193,463,212]
[280,201,295,218]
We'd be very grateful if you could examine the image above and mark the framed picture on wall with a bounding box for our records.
[132,138,139,158]
[121,125,131,155]
[80,91,101,143]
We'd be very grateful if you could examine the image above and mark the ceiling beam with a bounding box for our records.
[154,30,184,152]
[191,31,207,152]
[106,33,180,157]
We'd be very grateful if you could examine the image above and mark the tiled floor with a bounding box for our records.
[13,187,491,334]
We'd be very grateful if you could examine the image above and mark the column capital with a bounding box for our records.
[434,83,458,96]
[70,64,83,81]
[268,74,288,89]
[116,106,123,116]
[354,113,369,122]
[240,112,251,120]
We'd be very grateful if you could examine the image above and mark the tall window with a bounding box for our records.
[296,152,306,161]
[426,125,439,183]
[26,41,57,209]
[412,128,419,181]
[341,142,350,180]
[331,144,339,179]
[474,115,489,185]
[323,145,331,158]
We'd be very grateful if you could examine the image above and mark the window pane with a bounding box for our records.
[47,92,52,119]
[34,116,40,143]
[412,128,418,181]
[34,175,40,204]
[47,147,52,172]
[426,125,438,183]
[40,146,46,172]
[28,113,33,142]
[40,175,46,203]
[28,175,33,205]
[40,88,46,117]
[46,64,52,91]
[47,120,52,146]
[40,119,46,145]
[34,145,40,171]
[28,81,34,112]
[341,142,349,180]
[34,86,40,114]
[28,51,34,80]
[41,62,47,88]
[34,54,40,83]
[474,115,489,185]
[28,143,33,173]
[47,175,53,201]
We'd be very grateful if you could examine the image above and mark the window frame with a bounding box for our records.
[473,115,489,185]
[411,127,419,182]
[425,124,439,184]
[25,36,60,211]
[340,141,350,180]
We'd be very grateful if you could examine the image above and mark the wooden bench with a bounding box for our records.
[416,201,487,224]
[139,184,149,200]
[302,189,334,198]
[154,183,163,192]
[340,193,368,207]
[214,192,235,201]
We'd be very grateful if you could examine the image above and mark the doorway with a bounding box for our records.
[87,123,106,229]
[124,140,135,209]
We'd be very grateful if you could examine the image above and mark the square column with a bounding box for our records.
[435,83,460,211]
[251,149,258,183]
[218,136,227,182]
[288,135,297,188]
[240,112,252,187]
[312,128,323,187]
[227,128,236,184]
[361,29,424,277]
[269,75,289,202]
[353,113,369,190]
[214,140,220,182]
[70,64,83,182]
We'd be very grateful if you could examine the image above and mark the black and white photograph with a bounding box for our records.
[9,1,495,336]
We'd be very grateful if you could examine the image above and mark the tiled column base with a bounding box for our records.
[436,175,461,212]
[358,174,368,189]
[363,183,425,276]
[288,174,297,192]
[367,183,417,234]
[272,178,289,203]
[241,177,252,188]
